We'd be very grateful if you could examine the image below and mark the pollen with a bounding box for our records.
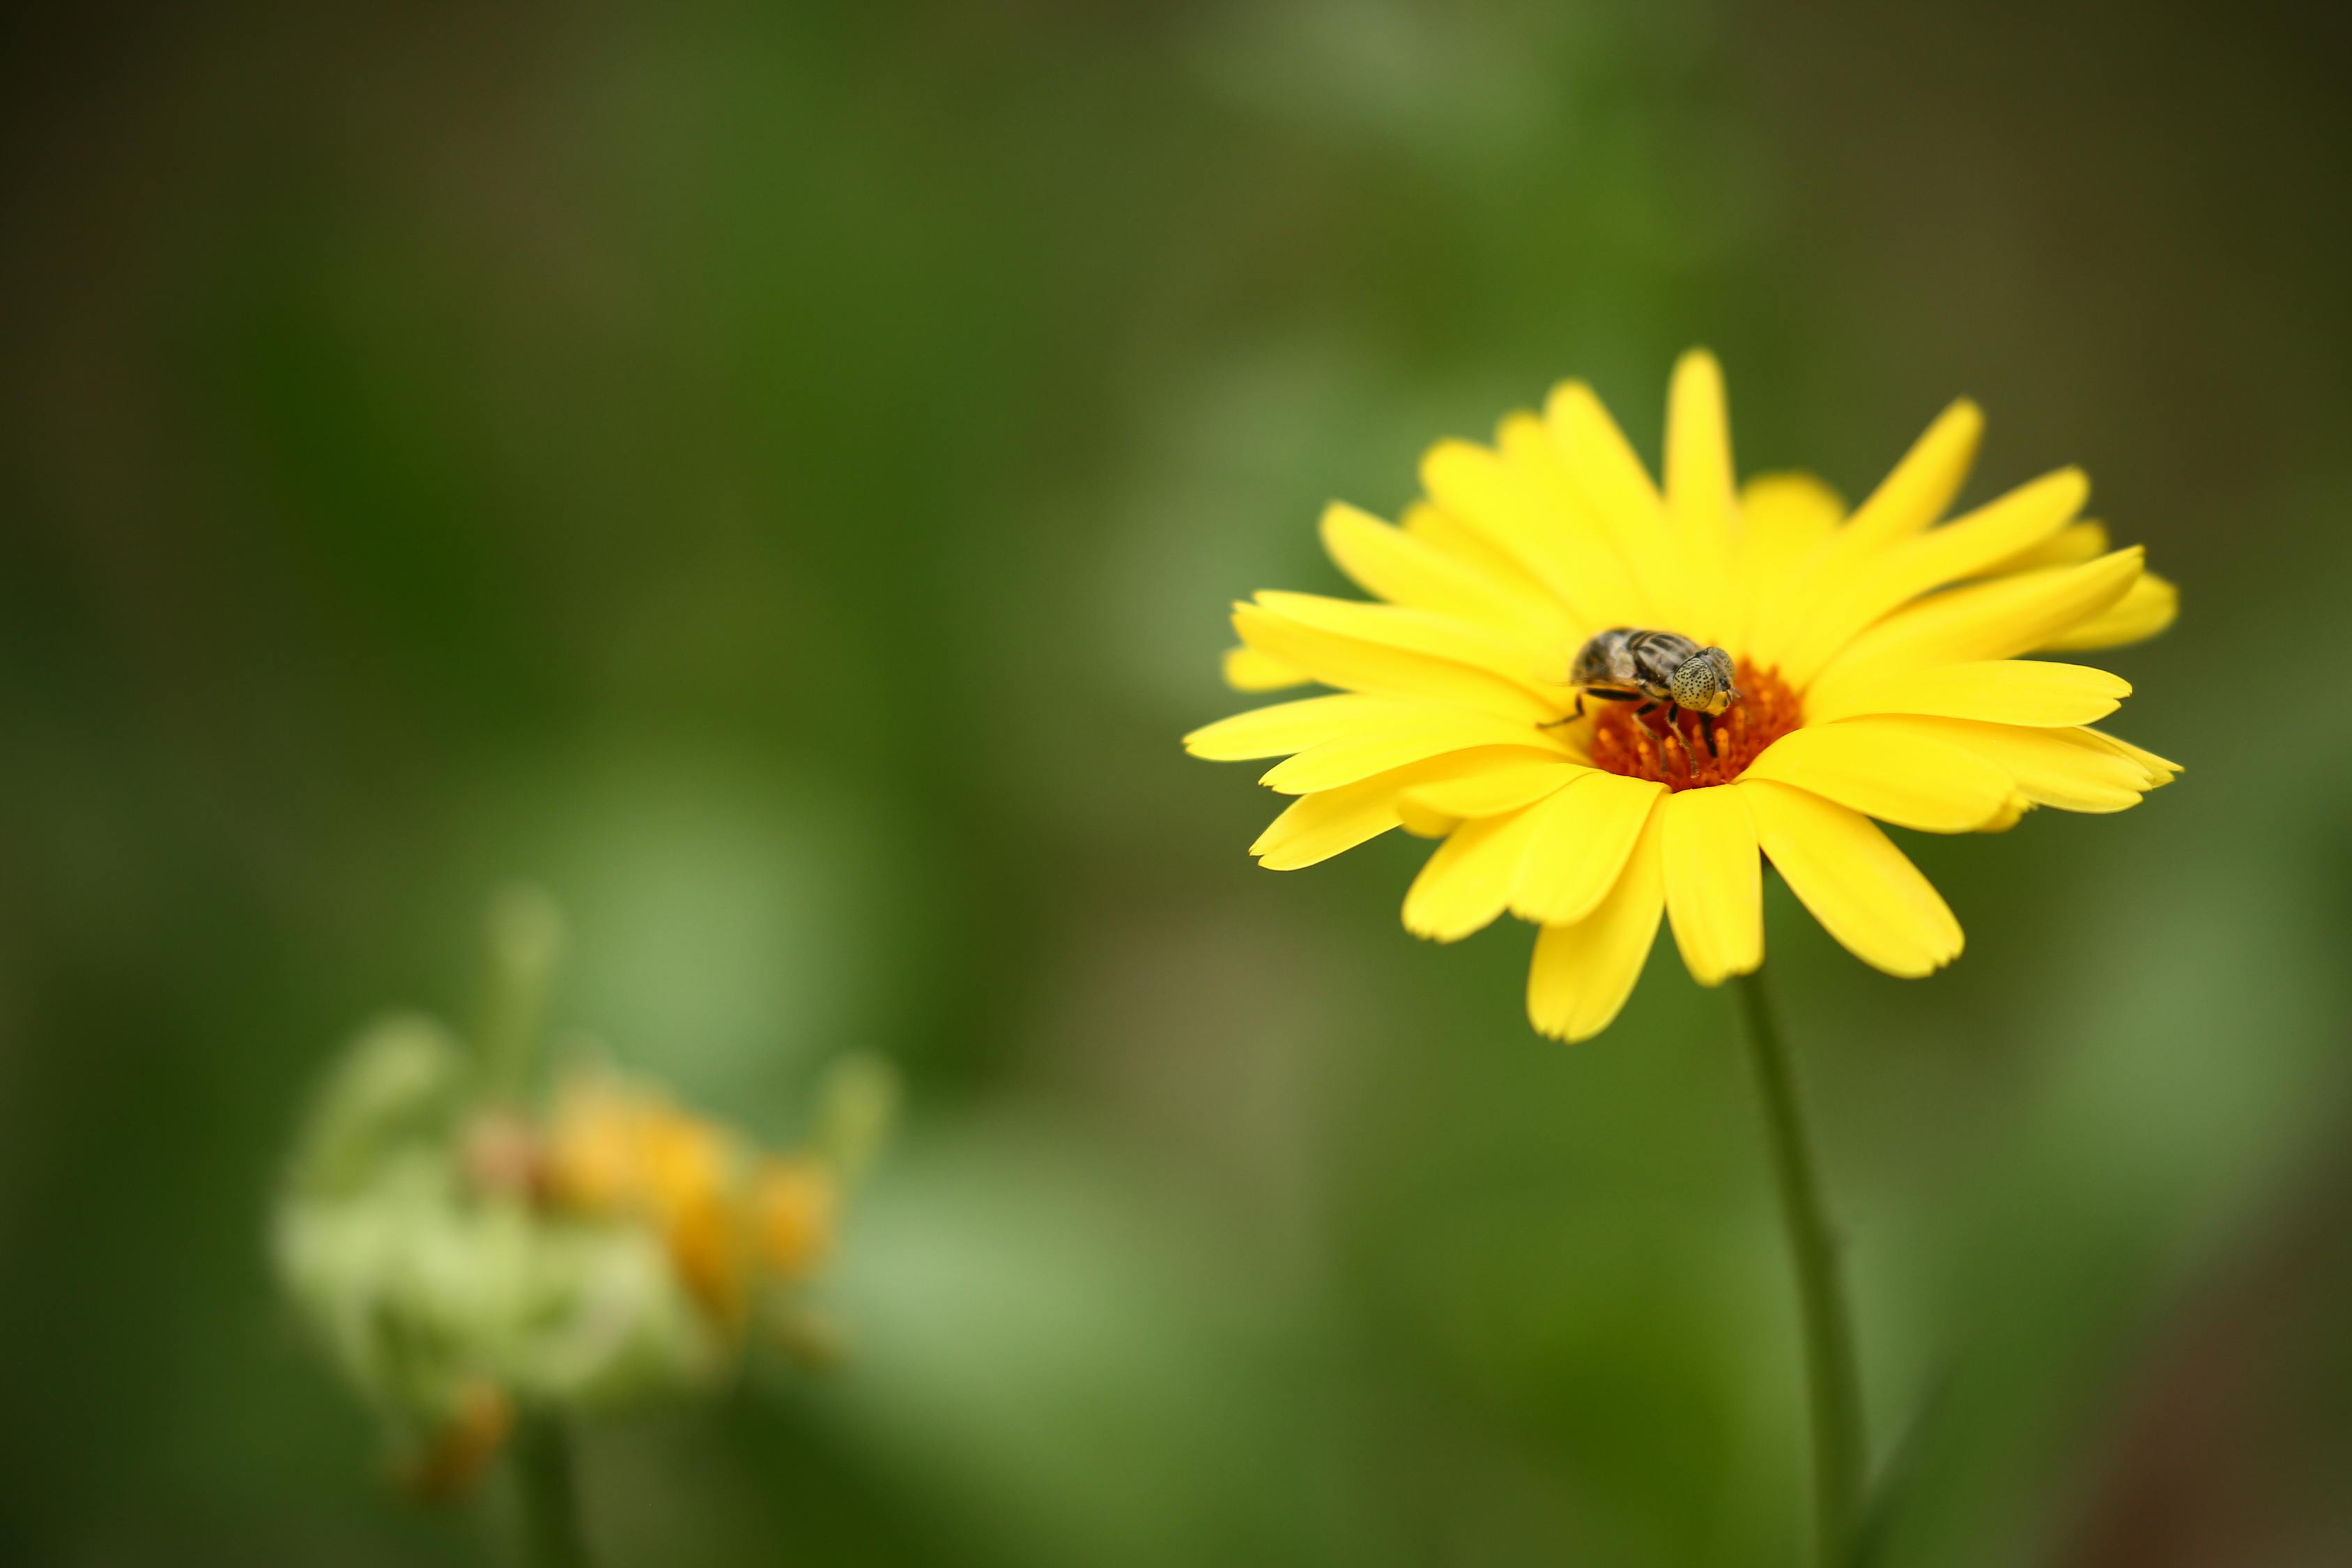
[1589,662,1799,790]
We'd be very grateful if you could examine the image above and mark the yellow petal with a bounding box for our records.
[1815,548,2144,688]
[1319,501,1574,647]
[1981,794,2032,833]
[1495,414,1652,629]
[1250,748,1541,870]
[1417,438,1605,631]
[1183,693,1418,760]
[1777,468,2091,686]
[1512,772,1665,926]
[1527,810,1667,1042]
[1804,659,2131,728]
[1401,806,1549,941]
[1405,760,1589,818]
[2037,571,2178,652]
[2083,728,2181,785]
[1733,471,1845,652]
[1663,348,1739,636]
[1261,712,1568,794]
[1396,798,1458,838]
[1739,780,1962,976]
[1661,785,1763,985]
[1250,785,1401,870]
[1741,721,2015,833]
[1745,401,1981,666]
[1859,717,2156,813]
[1232,600,1558,723]
[1985,519,2110,574]
[1252,590,1545,684]
[1742,472,1845,544]
[1402,500,1561,604]
[1838,397,1984,547]
[1542,381,1688,629]
[1222,645,1311,692]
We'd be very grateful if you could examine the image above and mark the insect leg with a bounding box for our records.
[1659,703,1694,766]
[1538,691,1585,730]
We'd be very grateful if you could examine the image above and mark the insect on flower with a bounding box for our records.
[1185,350,2181,1042]
[1559,628,1742,751]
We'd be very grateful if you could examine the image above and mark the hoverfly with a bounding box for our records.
[1551,628,1741,748]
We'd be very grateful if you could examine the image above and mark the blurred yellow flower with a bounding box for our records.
[752,1157,838,1282]
[539,1075,655,1215]
[543,1073,838,1332]
[546,1072,832,1335]
[275,896,896,1509]
[1188,351,2179,1040]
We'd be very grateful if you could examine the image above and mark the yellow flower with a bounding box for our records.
[751,1156,838,1282]
[1187,352,2179,1041]
[541,1072,850,1330]
[544,1074,755,1328]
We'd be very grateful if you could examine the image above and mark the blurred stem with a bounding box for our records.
[1734,970,1864,1568]
[477,886,564,1103]
[509,1415,593,1568]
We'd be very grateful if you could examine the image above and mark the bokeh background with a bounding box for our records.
[5,2,2351,1565]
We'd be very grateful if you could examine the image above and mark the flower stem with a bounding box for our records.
[1732,969,1864,1568]
[509,1415,594,1568]
[477,886,564,1104]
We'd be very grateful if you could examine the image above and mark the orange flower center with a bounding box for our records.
[1588,661,1799,790]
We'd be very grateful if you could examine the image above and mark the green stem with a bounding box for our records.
[1733,970,1865,1568]
[477,886,564,1103]
[509,1415,594,1568]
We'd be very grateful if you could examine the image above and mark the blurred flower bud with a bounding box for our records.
[286,1014,463,1199]
[809,1052,900,1187]
[272,889,893,1498]
[461,1110,543,1199]
[544,1071,754,1328]
[541,1074,654,1215]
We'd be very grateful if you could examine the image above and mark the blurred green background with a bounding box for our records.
[4,2,2351,1565]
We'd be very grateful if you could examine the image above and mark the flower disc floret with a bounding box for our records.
[1589,661,1800,789]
